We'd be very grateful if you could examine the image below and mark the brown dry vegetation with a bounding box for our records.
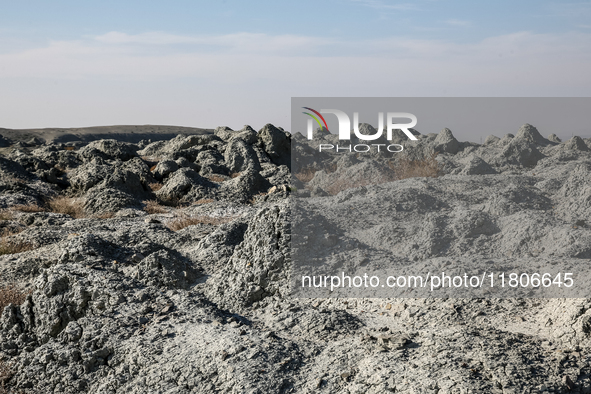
[63,146,75,151]
[0,359,13,393]
[142,156,161,163]
[293,167,316,183]
[230,172,241,178]
[0,232,34,256]
[320,152,441,196]
[0,211,13,221]
[93,212,115,219]
[143,200,168,214]
[0,284,29,391]
[0,283,29,312]
[392,152,442,180]
[167,215,234,231]
[47,196,85,218]
[10,204,45,213]
[207,175,226,183]
[248,192,268,205]
[149,165,157,172]
[158,197,186,208]
[323,171,397,195]
[148,182,163,192]
[294,162,337,183]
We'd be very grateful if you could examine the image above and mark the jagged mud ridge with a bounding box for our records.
[0,123,591,393]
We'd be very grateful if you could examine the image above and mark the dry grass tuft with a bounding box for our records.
[47,196,85,218]
[148,182,163,192]
[325,162,338,173]
[159,197,186,208]
[207,175,226,183]
[294,163,337,183]
[10,204,45,213]
[0,359,14,393]
[323,172,397,195]
[248,192,268,205]
[167,215,234,231]
[304,153,442,196]
[0,284,29,391]
[294,168,316,183]
[230,172,241,178]
[392,152,442,180]
[143,200,168,214]
[63,146,75,151]
[142,156,161,163]
[0,211,13,221]
[0,232,34,256]
[323,179,354,196]
[150,165,157,172]
[193,198,214,205]
[0,284,30,312]
[93,212,115,219]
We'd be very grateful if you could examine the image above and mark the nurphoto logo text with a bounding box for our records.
[302,107,417,152]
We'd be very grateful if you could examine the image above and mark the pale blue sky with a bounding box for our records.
[0,1,590,130]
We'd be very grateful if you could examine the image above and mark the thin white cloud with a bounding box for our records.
[445,19,471,27]
[349,0,418,11]
[94,31,200,45]
[92,31,332,55]
[1,30,590,129]
[1,31,590,80]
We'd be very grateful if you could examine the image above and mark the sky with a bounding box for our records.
[0,0,590,132]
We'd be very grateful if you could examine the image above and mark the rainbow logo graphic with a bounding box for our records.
[302,107,329,132]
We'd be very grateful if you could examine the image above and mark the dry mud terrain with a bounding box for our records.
[0,124,591,393]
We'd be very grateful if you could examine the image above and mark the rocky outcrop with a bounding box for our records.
[433,128,460,154]
[499,138,545,167]
[459,155,497,175]
[78,139,139,162]
[0,134,12,147]
[0,157,33,181]
[224,138,261,173]
[152,160,179,181]
[206,205,290,310]
[514,123,550,146]
[258,124,291,168]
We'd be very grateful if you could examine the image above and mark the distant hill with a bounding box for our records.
[0,124,213,144]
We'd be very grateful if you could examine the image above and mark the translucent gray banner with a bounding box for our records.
[291,97,591,298]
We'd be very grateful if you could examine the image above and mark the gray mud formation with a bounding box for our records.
[0,123,591,393]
